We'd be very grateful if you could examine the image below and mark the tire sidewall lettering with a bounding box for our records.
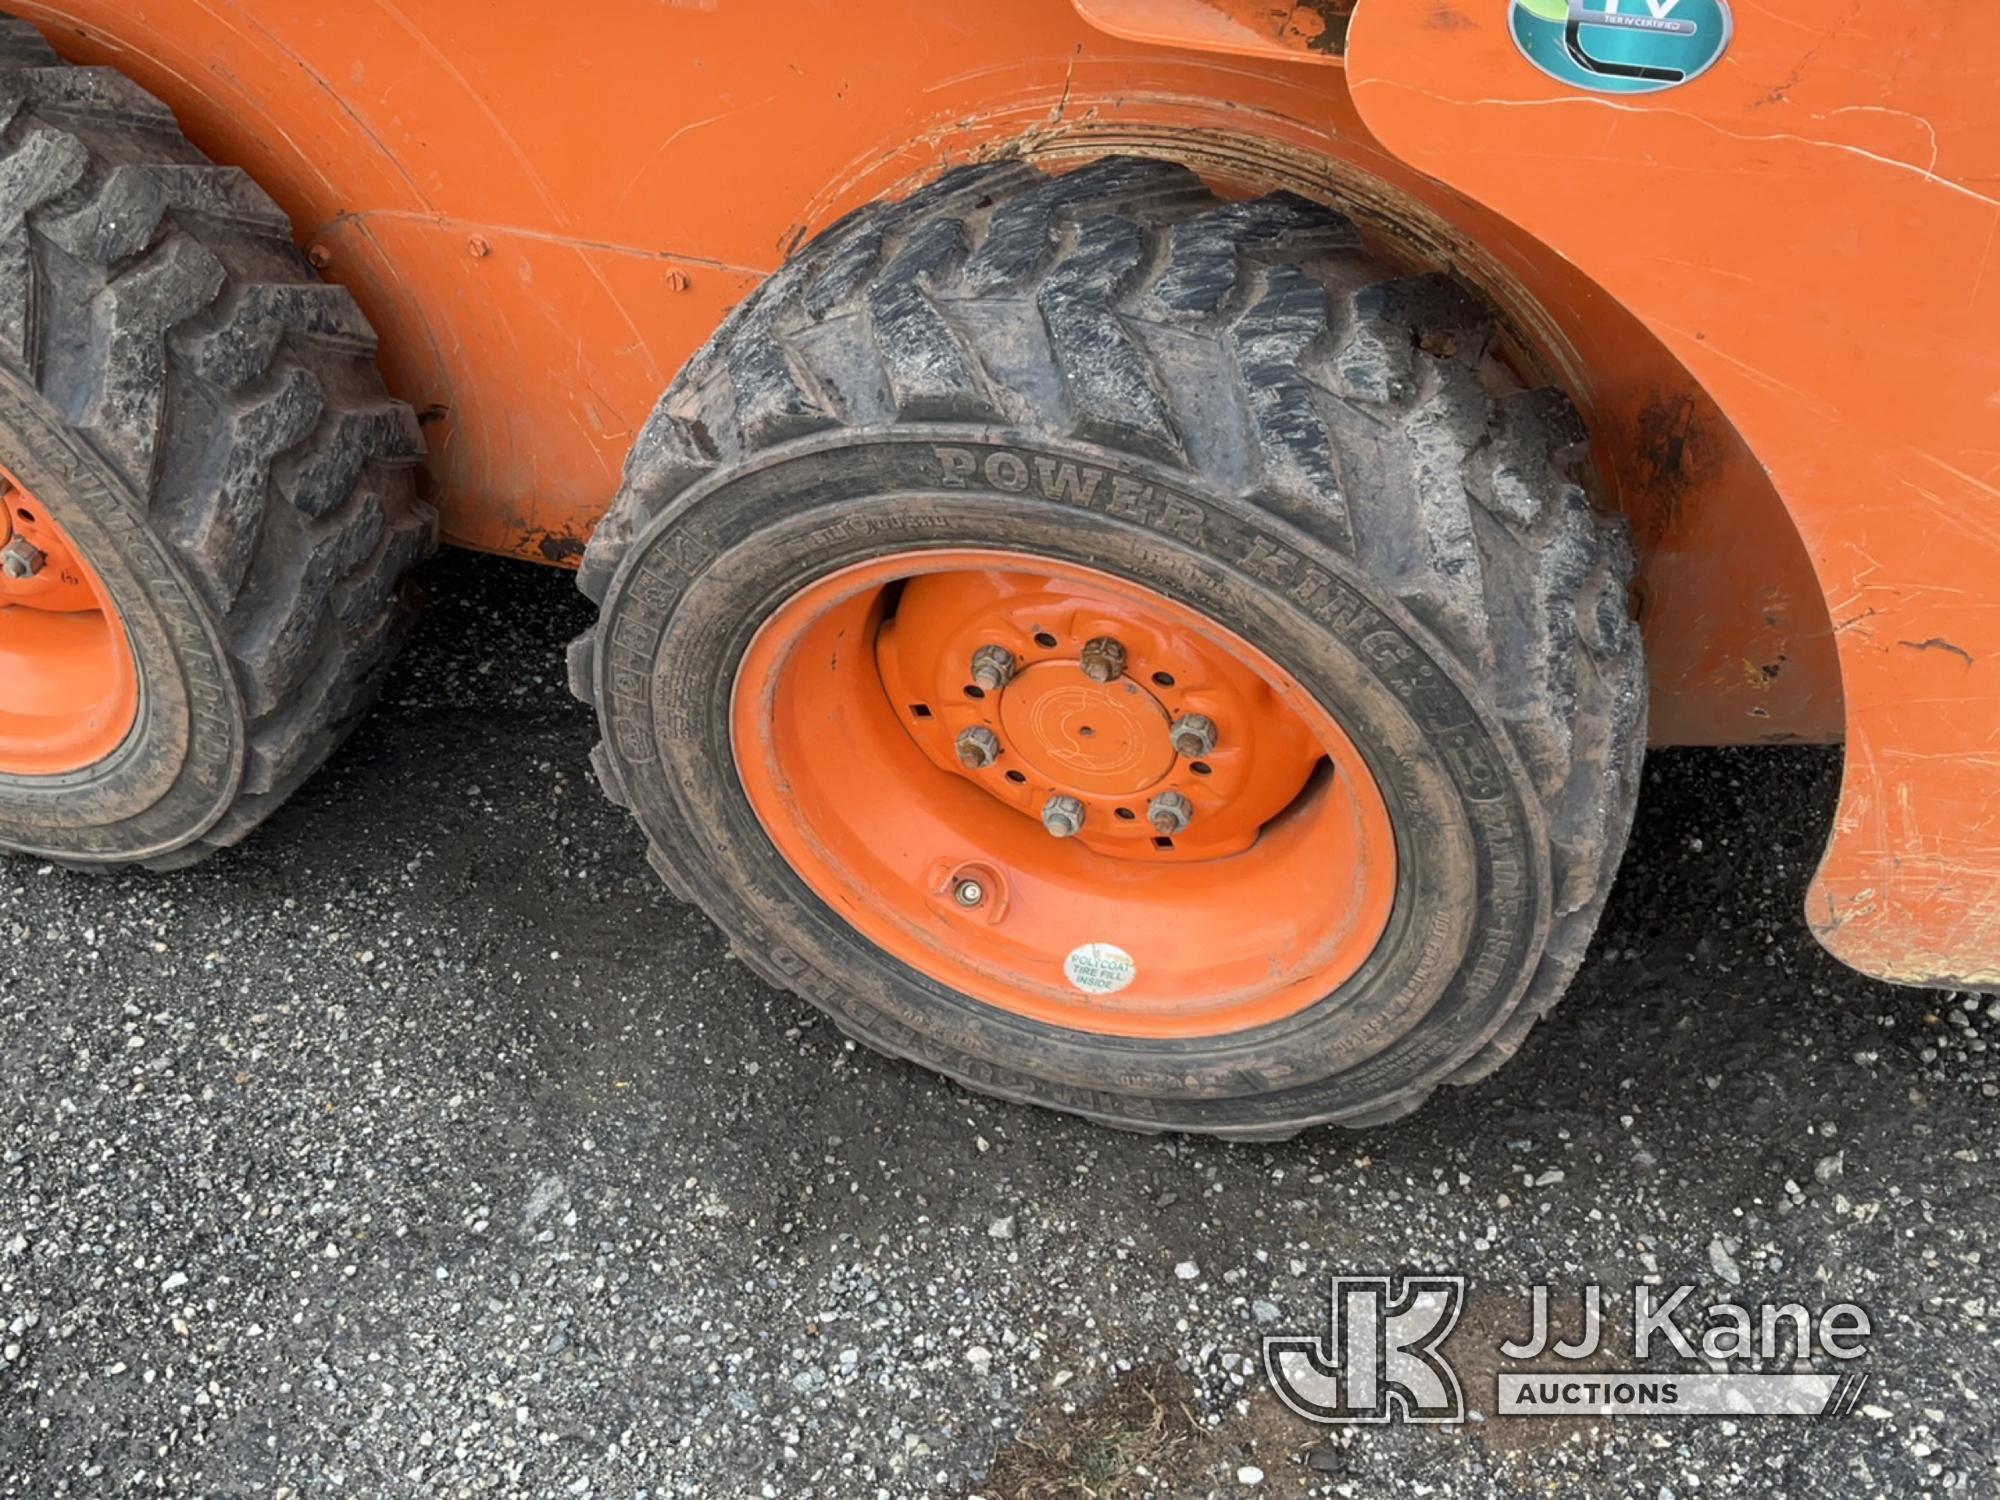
[595,432,1552,1125]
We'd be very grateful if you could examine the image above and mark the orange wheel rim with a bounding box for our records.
[0,464,138,776]
[731,549,1396,1038]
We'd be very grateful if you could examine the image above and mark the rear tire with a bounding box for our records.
[0,19,433,867]
[574,158,1644,1135]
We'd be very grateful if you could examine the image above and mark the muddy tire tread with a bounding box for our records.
[0,18,434,863]
[577,157,1644,1130]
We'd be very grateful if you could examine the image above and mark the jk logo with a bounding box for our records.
[1263,1275,1467,1425]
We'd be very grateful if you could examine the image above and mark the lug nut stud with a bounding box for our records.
[1,537,44,580]
[955,725,1002,769]
[969,644,1016,694]
[1169,713,1217,759]
[1041,794,1085,838]
[1078,636,1127,684]
[1147,790,1194,835]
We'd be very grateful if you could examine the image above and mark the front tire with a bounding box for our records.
[0,20,432,868]
[574,158,1644,1135]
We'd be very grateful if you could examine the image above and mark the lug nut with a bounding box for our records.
[1,537,44,580]
[1078,636,1127,684]
[955,725,1002,769]
[953,878,986,909]
[1041,794,1085,838]
[969,644,1016,694]
[1148,790,1194,836]
[1169,713,1217,759]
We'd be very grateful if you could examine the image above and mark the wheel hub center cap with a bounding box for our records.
[997,664,1174,796]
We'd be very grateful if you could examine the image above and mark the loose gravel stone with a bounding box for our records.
[0,552,1992,1498]
[1708,1238,1744,1286]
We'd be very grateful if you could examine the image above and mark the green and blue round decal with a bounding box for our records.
[1511,0,1732,94]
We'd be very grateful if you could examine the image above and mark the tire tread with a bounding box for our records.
[576,158,1646,1130]
[0,28,434,865]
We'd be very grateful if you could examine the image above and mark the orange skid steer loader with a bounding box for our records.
[0,0,1992,1136]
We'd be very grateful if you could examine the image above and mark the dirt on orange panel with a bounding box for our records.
[1074,0,1357,60]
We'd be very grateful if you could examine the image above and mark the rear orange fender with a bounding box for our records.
[1346,0,2000,989]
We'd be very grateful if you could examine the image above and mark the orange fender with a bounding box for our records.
[1346,0,2000,988]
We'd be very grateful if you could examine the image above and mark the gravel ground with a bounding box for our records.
[1,550,1995,1499]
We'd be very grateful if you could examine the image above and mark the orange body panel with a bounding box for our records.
[24,0,1835,745]
[17,1,1995,985]
[1345,3,2000,986]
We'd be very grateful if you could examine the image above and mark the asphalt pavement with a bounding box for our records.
[1,550,1994,1498]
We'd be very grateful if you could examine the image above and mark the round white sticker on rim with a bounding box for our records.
[1063,943,1137,996]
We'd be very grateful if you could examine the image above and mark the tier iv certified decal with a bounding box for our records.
[1511,0,1732,94]
[1064,943,1137,996]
